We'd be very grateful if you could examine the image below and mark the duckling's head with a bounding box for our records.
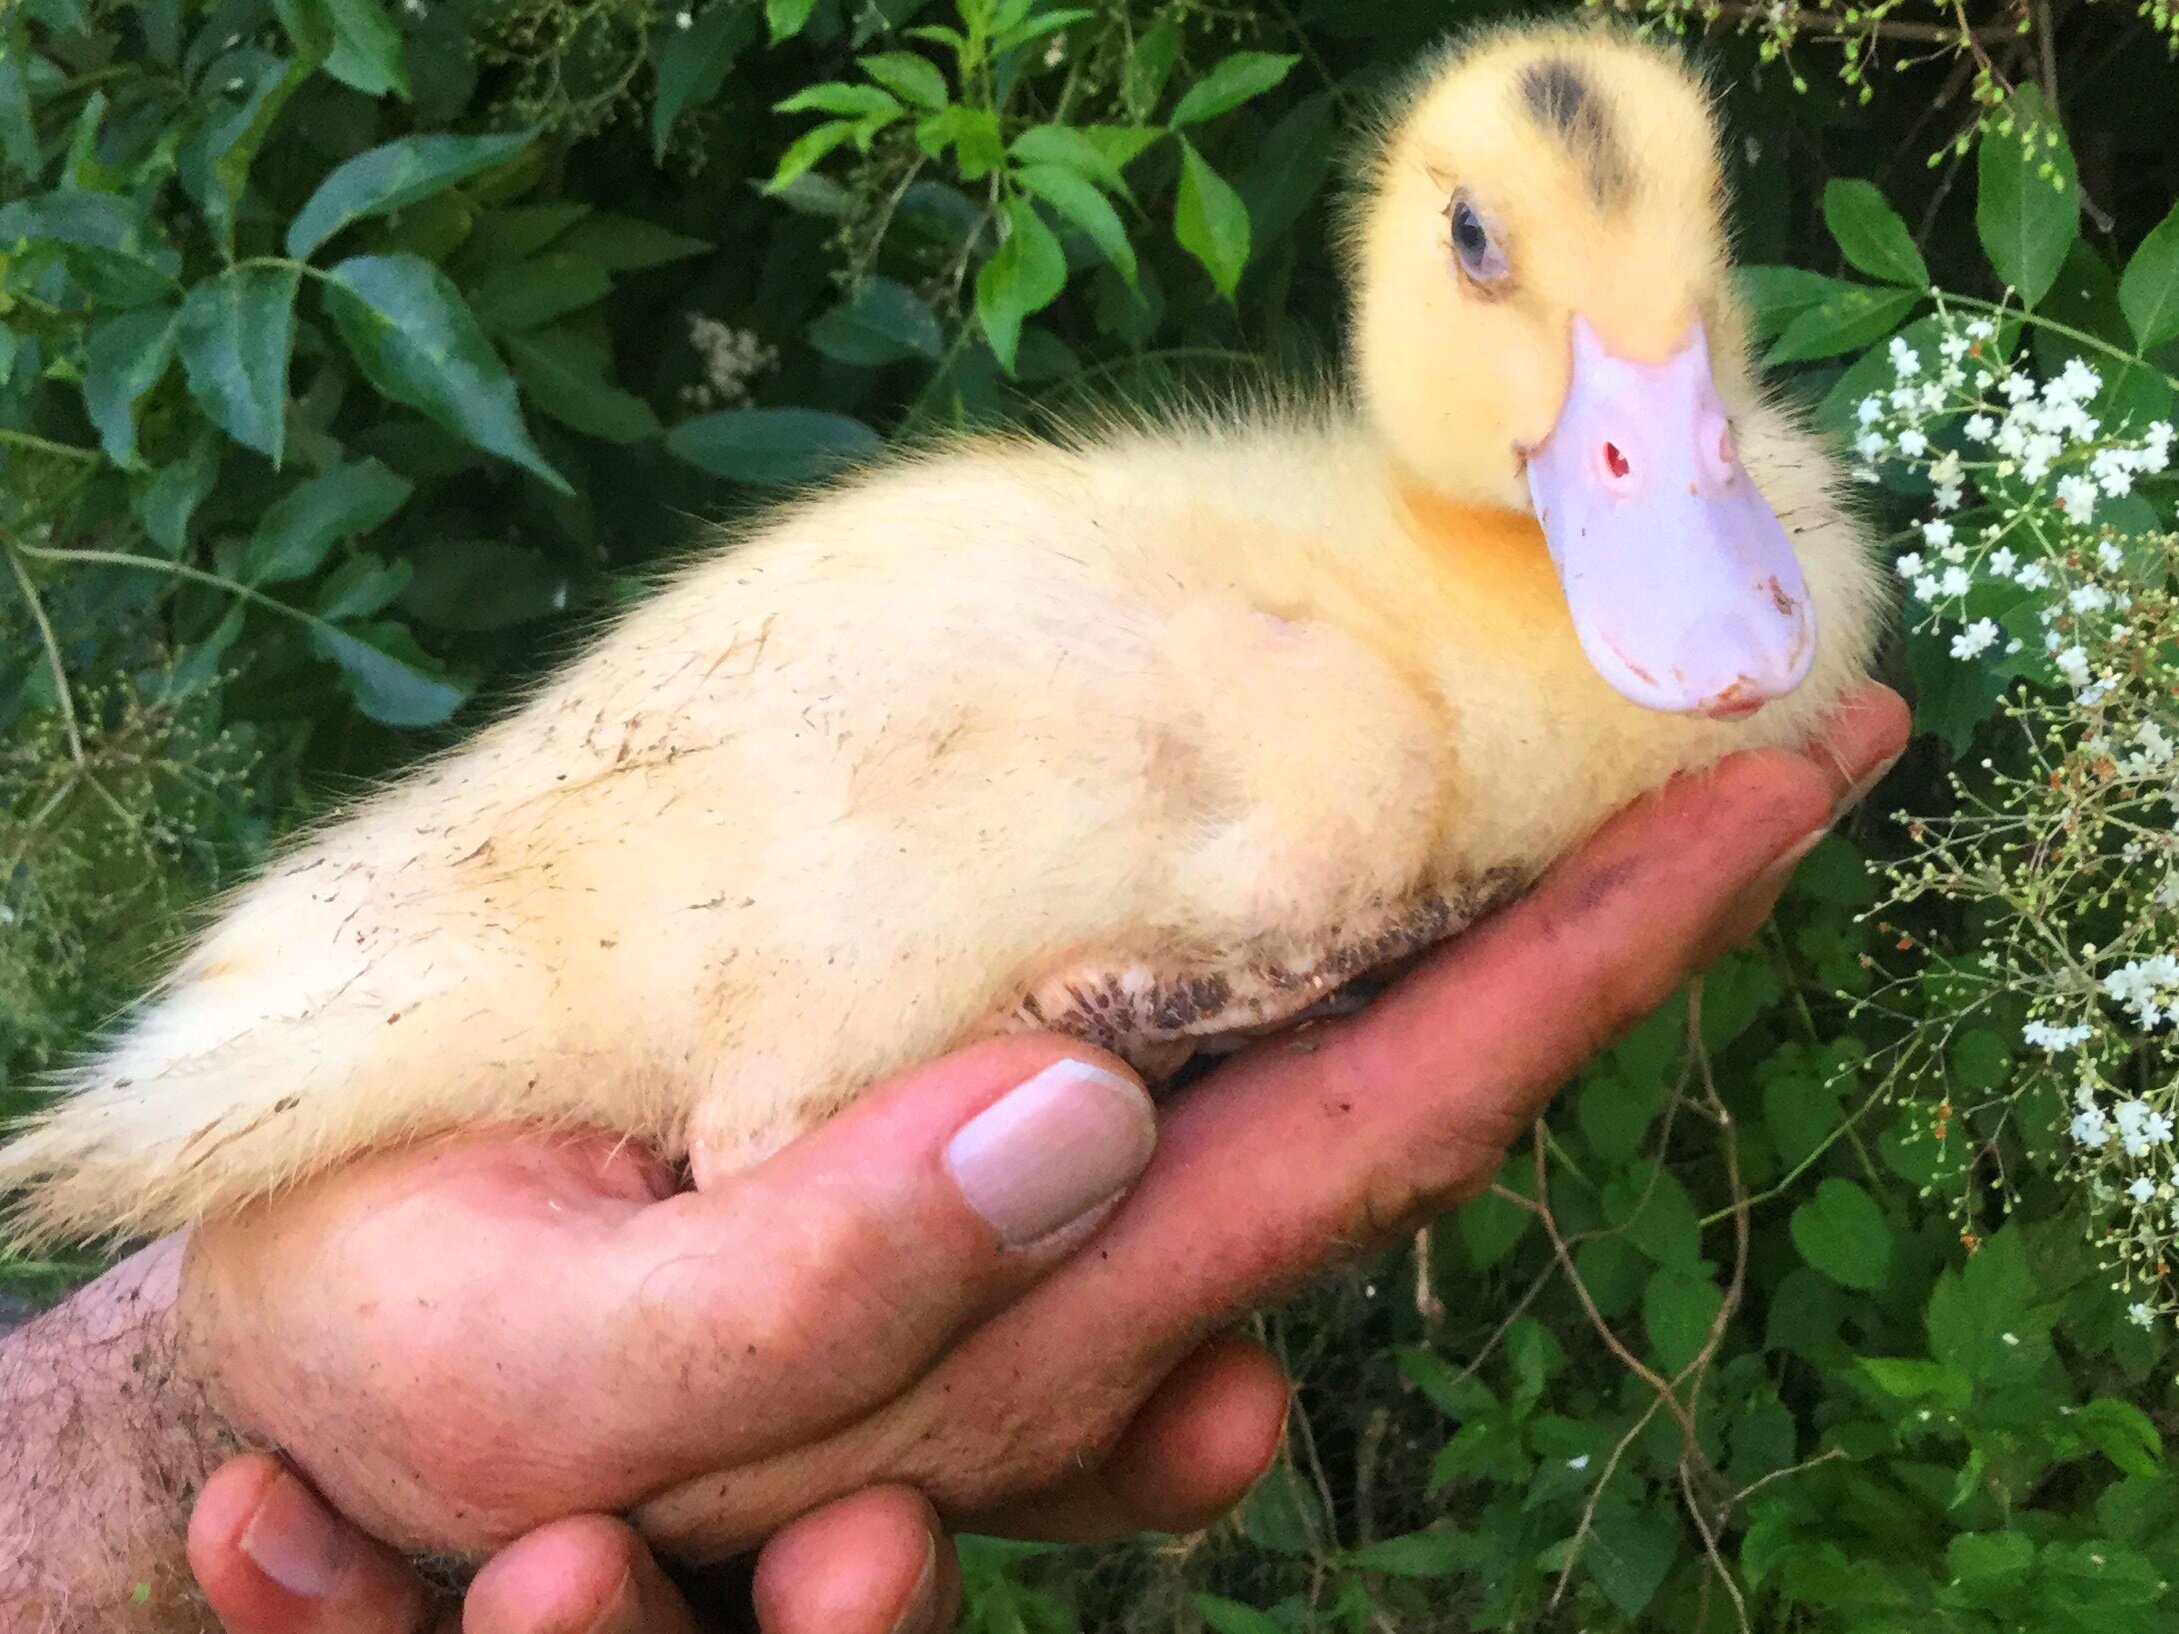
[1349,26,1813,720]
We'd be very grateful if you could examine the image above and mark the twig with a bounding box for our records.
[1550,1396,1665,1610]
[1697,1,2017,45]
[1727,1446,1851,1510]
[1412,1225,1446,1328]
[1525,1125,1703,1449]
[1681,1459,1753,1633]
[1,536,86,764]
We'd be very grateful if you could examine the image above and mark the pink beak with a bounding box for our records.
[1525,317,1815,718]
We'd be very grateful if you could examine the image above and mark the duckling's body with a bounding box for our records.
[2,26,1881,1243]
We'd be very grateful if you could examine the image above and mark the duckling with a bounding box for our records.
[0,22,1880,1245]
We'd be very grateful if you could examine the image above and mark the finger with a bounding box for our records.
[465,1516,698,1634]
[604,1037,1157,1477]
[964,1337,1291,1542]
[1803,683,1912,812]
[750,1487,956,1634]
[189,1453,441,1634]
[1701,683,1912,958]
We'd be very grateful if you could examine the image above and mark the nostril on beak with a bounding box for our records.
[1603,441,1631,479]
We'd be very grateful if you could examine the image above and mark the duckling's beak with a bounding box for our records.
[1523,317,1815,719]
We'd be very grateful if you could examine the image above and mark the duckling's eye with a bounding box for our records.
[1448,195,1510,287]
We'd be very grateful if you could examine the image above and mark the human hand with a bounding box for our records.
[185,683,1907,1628]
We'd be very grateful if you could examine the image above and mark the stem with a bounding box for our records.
[1,541,86,764]
[1943,292,2179,395]
[8,541,348,642]
[0,429,104,465]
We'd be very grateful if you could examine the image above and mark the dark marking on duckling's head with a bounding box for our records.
[1519,58,1631,209]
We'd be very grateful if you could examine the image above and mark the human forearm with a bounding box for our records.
[0,1238,233,1633]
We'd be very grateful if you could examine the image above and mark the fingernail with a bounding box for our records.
[581,1565,643,1634]
[946,1059,1157,1248]
[887,1534,941,1634]
[239,1468,345,1598]
[1839,750,1902,817]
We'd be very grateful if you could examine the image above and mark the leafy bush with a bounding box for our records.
[7,0,2179,1627]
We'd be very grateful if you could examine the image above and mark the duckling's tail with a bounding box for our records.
[0,929,500,1248]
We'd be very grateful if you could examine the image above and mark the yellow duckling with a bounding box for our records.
[2,22,1880,1244]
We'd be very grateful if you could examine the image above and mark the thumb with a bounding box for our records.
[605,1038,1158,1473]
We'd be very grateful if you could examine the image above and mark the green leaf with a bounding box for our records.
[1346,1529,1465,1577]
[1763,1071,1843,1170]
[469,251,613,333]
[857,52,947,110]
[242,458,413,584]
[504,329,661,443]
[651,2,757,162]
[1790,1179,1893,1291]
[175,264,299,464]
[1191,1598,1283,1634]
[1394,1345,1495,1420]
[1643,1265,1723,1372]
[81,304,177,469]
[765,0,818,43]
[975,195,1067,374]
[1237,1462,1323,1555]
[1945,1530,2034,1605]
[1456,1169,1532,1269]
[1855,1355,1972,1410]
[1738,264,1858,344]
[295,0,409,97]
[1586,1498,1679,1619]
[1577,1069,1665,1166]
[913,104,1004,178]
[328,0,408,96]
[315,551,411,621]
[1603,1169,1702,1268]
[1174,137,1249,299]
[2119,200,2179,351]
[991,5,1092,53]
[1764,285,1921,365]
[1169,51,1299,126]
[309,618,471,726]
[1018,163,1136,286]
[2076,1398,2163,1478]
[806,277,945,366]
[286,131,535,260]
[1010,123,1134,196]
[455,203,590,273]
[1926,1229,2052,1386]
[665,407,882,485]
[398,536,566,630]
[0,39,39,179]
[323,253,569,491]
[556,213,711,271]
[1822,178,1929,288]
[129,427,220,555]
[202,52,315,255]
[774,83,902,120]
[767,121,858,192]
[1977,88,2079,308]
[1949,1028,2011,1091]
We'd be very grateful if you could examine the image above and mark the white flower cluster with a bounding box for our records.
[2069,1097,2175,1156]
[2104,955,2179,1030]
[682,317,780,411]
[2023,1019,2092,1052]
[1858,312,2178,728]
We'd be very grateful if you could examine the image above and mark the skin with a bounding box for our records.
[0,686,1906,1634]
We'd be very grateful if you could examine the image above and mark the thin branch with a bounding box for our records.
[2,538,86,764]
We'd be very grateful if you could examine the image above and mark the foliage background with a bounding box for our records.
[5,0,2179,1626]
